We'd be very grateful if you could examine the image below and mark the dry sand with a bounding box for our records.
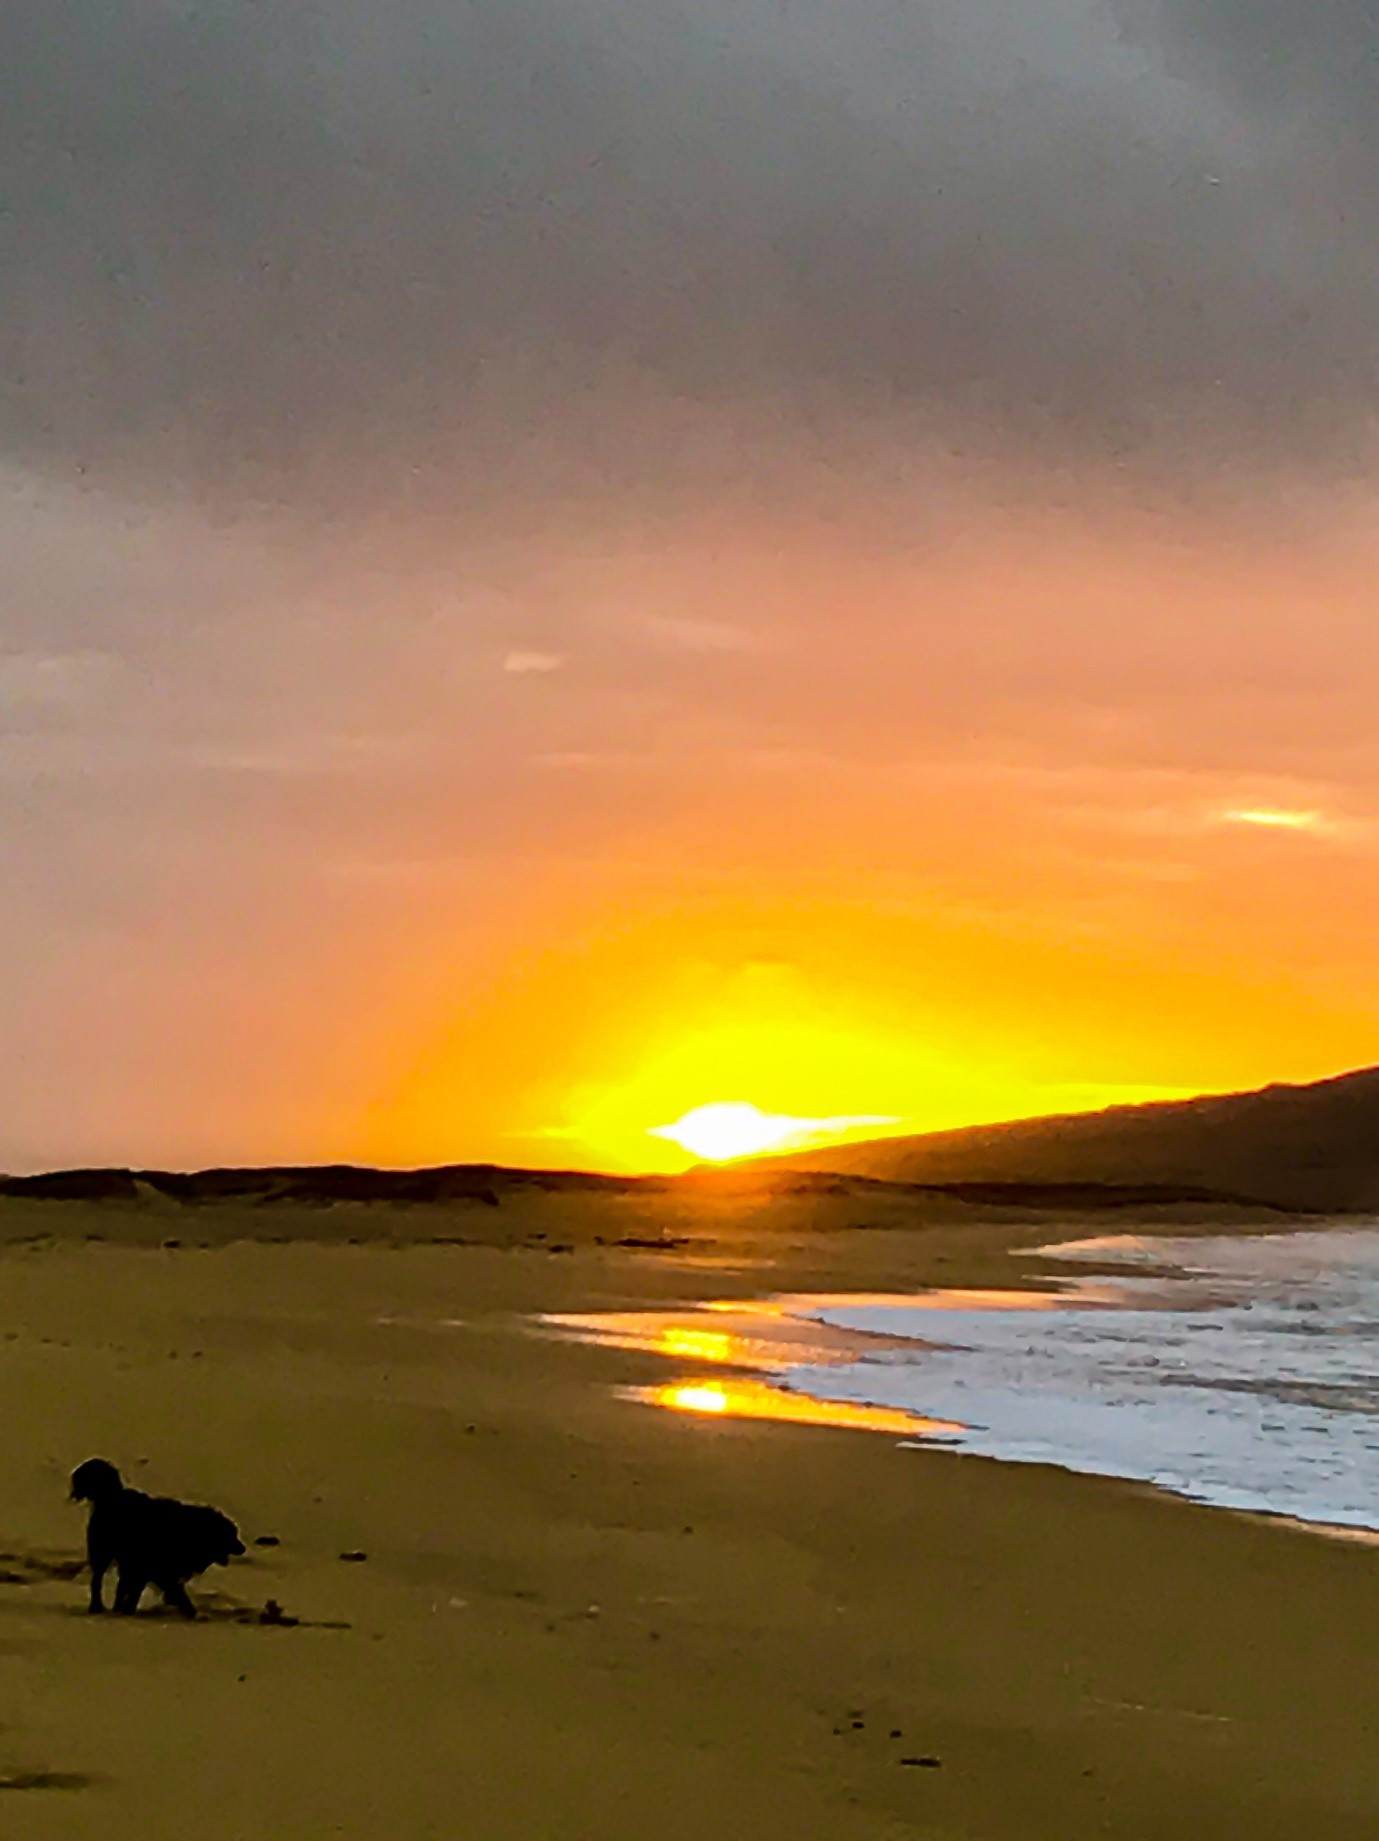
[0,1189,1377,1839]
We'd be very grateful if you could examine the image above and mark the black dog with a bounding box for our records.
[70,1459,245,1618]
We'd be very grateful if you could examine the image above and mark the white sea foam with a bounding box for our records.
[781,1227,1379,1531]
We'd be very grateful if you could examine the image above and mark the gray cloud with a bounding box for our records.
[2,0,1378,515]
[1128,0,1379,125]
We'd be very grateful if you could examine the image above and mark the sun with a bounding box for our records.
[648,1101,898,1164]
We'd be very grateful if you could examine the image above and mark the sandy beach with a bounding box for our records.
[2,1189,1378,1840]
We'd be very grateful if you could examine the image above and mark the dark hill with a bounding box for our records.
[0,1163,666,1208]
[0,1163,1307,1217]
[758,1065,1379,1212]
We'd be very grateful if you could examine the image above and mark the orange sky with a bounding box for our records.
[320,505,1379,1172]
[4,480,1379,1173]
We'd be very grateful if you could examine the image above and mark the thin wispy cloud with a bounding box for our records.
[504,652,566,674]
[641,618,768,655]
[0,650,121,712]
[1217,807,1331,833]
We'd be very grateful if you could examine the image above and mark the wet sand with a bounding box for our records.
[1,1190,1377,1839]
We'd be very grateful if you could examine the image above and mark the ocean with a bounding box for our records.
[784,1227,1379,1533]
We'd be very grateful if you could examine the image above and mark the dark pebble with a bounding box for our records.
[253,1535,280,1548]
[339,1550,368,1562]
[900,1757,942,1769]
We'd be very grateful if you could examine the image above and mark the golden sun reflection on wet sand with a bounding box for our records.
[635,1377,962,1439]
[656,1327,737,1364]
[543,1302,938,1374]
[544,1296,987,1440]
[545,1279,1144,1441]
[545,1284,1108,1380]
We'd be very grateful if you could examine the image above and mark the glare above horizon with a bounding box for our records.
[648,1102,903,1164]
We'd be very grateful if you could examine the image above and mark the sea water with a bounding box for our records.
[781,1228,1379,1532]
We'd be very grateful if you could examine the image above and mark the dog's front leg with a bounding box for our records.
[87,1533,112,1614]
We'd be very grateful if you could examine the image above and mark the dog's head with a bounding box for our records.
[70,1458,123,1503]
[215,1519,247,1565]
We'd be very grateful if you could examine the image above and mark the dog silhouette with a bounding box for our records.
[71,1459,245,1618]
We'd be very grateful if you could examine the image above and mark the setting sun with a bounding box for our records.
[649,1102,900,1163]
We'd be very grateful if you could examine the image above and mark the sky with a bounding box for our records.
[4,0,1379,1172]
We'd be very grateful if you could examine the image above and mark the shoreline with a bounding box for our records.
[544,1217,1379,1547]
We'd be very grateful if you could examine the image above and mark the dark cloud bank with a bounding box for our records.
[2,0,1378,516]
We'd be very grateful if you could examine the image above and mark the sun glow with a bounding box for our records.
[648,1101,900,1163]
[359,875,1336,1177]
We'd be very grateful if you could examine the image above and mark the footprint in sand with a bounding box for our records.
[0,1770,94,1792]
[0,1550,86,1586]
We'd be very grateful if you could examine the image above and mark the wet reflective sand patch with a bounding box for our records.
[542,1302,942,1374]
[544,1300,966,1441]
[628,1376,962,1438]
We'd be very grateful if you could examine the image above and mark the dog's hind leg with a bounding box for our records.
[112,1571,148,1615]
[160,1579,197,1619]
